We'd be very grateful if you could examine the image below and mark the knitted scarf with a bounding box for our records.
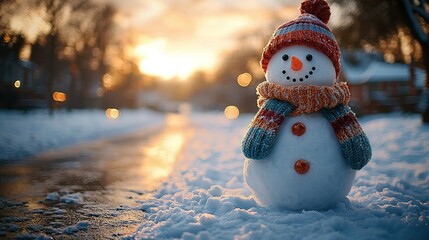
[242,82,372,170]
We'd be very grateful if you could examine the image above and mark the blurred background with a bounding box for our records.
[0,0,428,119]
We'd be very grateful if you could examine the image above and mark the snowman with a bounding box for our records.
[241,0,371,211]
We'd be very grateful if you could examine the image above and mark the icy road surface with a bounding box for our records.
[0,114,191,239]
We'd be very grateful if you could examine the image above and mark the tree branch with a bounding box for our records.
[417,0,427,9]
[412,2,429,22]
[402,0,428,43]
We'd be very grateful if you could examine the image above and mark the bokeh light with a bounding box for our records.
[224,105,239,119]
[103,74,114,89]
[14,80,20,88]
[237,73,252,87]
[97,88,104,97]
[106,108,120,120]
[52,92,66,102]
[3,33,11,43]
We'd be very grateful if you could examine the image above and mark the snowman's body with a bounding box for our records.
[244,112,356,210]
[243,46,357,210]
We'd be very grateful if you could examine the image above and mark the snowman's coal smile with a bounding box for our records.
[282,67,316,82]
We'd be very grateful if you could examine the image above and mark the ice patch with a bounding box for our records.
[45,192,60,202]
[43,191,83,204]
[43,207,66,216]
[12,233,51,240]
[0,223,20,232]
[63,221,89,235]
[60,193,83,204]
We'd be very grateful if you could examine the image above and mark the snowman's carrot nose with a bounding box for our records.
[291,56,302,71]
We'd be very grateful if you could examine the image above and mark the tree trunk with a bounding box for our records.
[422,46,429,89]
[46,35,57,115]
[401,0,429,123]
[422,46,429,122]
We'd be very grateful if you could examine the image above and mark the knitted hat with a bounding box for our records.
[261,0,341,78]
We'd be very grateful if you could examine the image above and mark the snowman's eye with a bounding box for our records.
[282,54,289,61]
[306,54,313,61]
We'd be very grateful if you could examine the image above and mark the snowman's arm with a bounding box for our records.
[242,99,295,160]
[321,104,372,170]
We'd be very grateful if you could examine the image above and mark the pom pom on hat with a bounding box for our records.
[261,0,341,78]
[300,0,331,24]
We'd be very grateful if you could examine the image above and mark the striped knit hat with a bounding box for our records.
[261,0,341,78]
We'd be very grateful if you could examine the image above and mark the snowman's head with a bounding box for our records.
[261,0,341,84]
[266,45,336,86]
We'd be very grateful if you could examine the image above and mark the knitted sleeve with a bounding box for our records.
[241,99,295,160]
[321,104,372,170]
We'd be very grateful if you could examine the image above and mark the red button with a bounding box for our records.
[294,159,310,174]
[292,122,306,136]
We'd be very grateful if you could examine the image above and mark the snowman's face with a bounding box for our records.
[265,45,336,86]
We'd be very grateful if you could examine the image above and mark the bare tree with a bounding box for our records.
[401,0,429,122]
[66,4,115,108]
[2,0,118,110]
[330,0,429,122]
[34,0,95,112]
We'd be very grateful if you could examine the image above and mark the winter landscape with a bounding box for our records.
[1,109,428,239]
[2,0,429,239]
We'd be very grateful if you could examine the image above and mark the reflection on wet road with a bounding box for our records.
[0,113,192,239]
[142,132,185,184]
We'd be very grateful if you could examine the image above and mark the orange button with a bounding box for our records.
[292,122,306,136]
[294,159,310,174]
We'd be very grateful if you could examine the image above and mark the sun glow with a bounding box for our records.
[135,39,213,80]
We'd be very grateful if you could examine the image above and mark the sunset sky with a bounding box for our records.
[7,0,344,80]
[106,0,300,79]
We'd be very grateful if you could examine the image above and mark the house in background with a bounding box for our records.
[340,50,426,115]
[0,33,46,109]
[10,60,47,109]
[0,51,47,108]
[0,57,72,109]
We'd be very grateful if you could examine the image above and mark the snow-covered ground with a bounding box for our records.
[1,110,428,239]
[129,112,429,239]
[0,109,165,160]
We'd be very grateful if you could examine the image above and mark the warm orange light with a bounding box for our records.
[106,108,120,119]
[52,92,67,102]
[224,105,239,119]
[144,132,184,180]
[14,80,21,88]
[237,73,252,87]
[134,39,213,80]
[103,74,114,89]
[3,33,11,43]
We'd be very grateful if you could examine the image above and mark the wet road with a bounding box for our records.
[0,113,192,239]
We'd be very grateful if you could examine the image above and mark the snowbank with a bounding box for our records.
[0,109,165,161]
[130,113,429,239]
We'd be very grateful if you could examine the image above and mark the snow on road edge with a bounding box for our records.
[0,109,165,160]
